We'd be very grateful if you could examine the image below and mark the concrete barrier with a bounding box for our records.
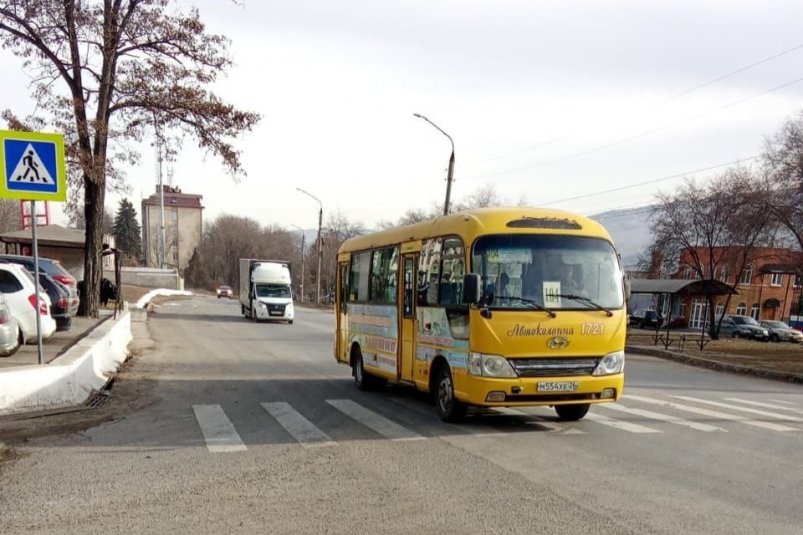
[0,289,195,416]
[0,310,132,415]
[104,267,183,290]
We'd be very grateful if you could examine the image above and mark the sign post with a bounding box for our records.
[0,130,67,364]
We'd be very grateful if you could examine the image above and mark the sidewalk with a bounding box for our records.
[0,312,115,370]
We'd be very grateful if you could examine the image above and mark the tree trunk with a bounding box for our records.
[79,177,106,317]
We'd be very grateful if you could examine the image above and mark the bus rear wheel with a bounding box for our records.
[434,365,466,422]
[555,403,590,421]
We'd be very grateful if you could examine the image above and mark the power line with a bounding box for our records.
[463,74,803,181]
[460,43,803,176]
[539,156,759,207]
[663,42,803,102]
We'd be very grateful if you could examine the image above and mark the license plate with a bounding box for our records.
[537,381,579,392]
[269,311,283,316]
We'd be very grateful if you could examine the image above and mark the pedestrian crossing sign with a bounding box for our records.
[0,130,66,202]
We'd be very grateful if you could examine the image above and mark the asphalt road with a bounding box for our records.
[1,295,802,534]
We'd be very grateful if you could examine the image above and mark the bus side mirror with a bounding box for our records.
[462,273,481,305]
[623,278,631,301]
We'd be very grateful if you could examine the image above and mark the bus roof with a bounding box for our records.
[338,206,615,254]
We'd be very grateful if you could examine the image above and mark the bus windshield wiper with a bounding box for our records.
[555,294,613,317]
[496,296,556,318]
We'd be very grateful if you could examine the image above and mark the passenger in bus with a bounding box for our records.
[562,264,587,297]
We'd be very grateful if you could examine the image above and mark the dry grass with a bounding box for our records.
[629,328,803,376]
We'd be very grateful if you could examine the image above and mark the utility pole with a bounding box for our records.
[413,113,455,216]
[291,224,306,303]
[296,188,323,305]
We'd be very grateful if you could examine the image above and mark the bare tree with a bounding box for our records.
[762,111,803,251]
[651,168,778,338]
[0,199,21,234]
[453,182,501,210]
[0,1,259,316]
[184,215,303,296]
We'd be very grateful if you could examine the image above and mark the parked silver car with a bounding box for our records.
[719,315,769,341]
[759,320,803,343]
[0,293,21,357]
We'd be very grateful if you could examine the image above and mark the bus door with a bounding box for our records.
[336,261,349,363]
[399,254,417,382]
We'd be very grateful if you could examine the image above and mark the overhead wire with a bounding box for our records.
[460,42,803,178]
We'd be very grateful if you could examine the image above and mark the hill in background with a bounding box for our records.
[590,206,653,268]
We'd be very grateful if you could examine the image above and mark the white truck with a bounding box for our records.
[239,259,294,324]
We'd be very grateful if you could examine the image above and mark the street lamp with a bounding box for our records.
[290,224,306,303]
[296,188,323,305]
[413,113,455,216]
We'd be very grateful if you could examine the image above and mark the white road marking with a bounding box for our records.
[626,395,799,432]
[767,399,796,406]
[192,404,247,453]
[673,396,803,423]
[493,407,584,434]
[599,403,726,432]
[724,398,803,416]
[584,412,662,433]
[326,399,425,441]
[261,402,336,447]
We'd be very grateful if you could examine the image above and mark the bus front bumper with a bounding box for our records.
[455,373,624,407]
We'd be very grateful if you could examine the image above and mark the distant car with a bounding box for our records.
[629,309,662,329]
[0,262,56,343]
[0,254,80,316]
[216,285,233,299]
[719,315,769,341]
[759,320,803,343]
[0,294,22,357]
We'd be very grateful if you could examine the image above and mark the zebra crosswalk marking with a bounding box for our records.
[767,399,796,406]
[192,404,247,453]
[584,412,662,433]
[326,399,425,441]
[598,403,726,432]
[626,395,798,432]
[672,396,803,424]
[494,408,585,434]
[723,398,803,416]
[261,402,336,447]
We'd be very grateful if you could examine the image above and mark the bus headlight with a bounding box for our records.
[592,351,625,376]
[468,353,517,378]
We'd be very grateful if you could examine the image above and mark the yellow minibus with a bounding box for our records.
[334,207,627,422]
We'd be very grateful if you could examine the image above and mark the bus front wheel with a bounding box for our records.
[352,349,384,390]
[434,365,467,422]
[555,403,590,421]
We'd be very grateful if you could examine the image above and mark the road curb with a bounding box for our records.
[627,344,803,384]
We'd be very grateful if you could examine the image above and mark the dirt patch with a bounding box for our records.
[629,330,803,377]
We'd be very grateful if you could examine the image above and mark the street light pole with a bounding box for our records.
[290,224,306,303]
[413,113,455,216]
[296,188,323,305]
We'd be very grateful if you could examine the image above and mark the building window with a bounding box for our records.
[719,265,728,283]
[750,303,760,320]
[740,265,752,285]
[735,302,746,316]
[684,267,694,279]
[795,275,801,288]
[770,273,783,286]
[715,303,724,320]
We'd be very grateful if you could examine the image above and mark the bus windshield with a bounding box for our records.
[472,234,624,310]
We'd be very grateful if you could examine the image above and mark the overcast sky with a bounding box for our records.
[5,1,803,232]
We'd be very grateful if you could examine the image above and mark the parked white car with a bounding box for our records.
[0,293,21,356]
[0,262,56,343]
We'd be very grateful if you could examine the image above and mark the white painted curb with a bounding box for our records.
[0,311,132,416]
[0,289,194,416]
